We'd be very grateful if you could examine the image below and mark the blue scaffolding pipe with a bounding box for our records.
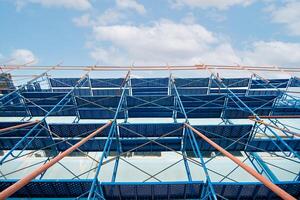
[207,74,212,95]
[111,155,119,182]
[170,76,188,121]
[171,78,193,181]
[181,126,193,182]
[0,73,90,165]
[253,74,294,98]
[87,122,117,199]
[245,74,253,96]
[211,73,300,160]
[19,93,33,119]
[0,71,48,102]
[87,71,131,199]
[252,74,300,110]
[247,152,279,182]
[268,118,299,137]
[170,75,217,200]
[187,128,217,200]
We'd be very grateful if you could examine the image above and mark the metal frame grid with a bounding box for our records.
[0,66,299,199]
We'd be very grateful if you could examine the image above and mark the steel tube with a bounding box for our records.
[249,119,300,137]
[0,121,112,199]
[249,115,300,119]
[2,65,300,72]
[0,120,39,133]
[185,123,297,200]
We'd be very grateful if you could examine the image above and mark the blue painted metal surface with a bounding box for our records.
[2,137,300,152]
[0,180,299,199]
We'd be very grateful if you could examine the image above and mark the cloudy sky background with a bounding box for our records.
[1,0,300,67]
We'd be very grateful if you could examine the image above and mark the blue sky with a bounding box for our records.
[1,0,300,67]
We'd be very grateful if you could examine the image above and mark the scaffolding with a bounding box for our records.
[0,65,299,199]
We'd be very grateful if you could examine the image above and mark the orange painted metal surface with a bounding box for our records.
[249,115,300,119]
[0,120,39,133]
[185,123,297,200]
[2,65,300,72]
[0,121,112,199]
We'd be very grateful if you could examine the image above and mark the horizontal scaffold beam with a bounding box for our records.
[2,64,300,72]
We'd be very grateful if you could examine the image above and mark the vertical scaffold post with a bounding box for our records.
[87,71,131,199]
[246,152,279,182]
[170,75,217,200]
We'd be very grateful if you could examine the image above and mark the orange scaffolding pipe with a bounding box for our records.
[2,64,300,72]
[185,123,296,200]
[249,119,300,137]
[0,121,112,199]
[249,115,300,119]
[0,120,39,133]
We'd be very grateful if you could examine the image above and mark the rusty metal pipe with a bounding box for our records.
[0,121,112,199]
[0,120,40,133]
[185,123,296,200]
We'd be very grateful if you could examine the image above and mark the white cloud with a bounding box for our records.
[241,41,300,67]
[269,1,300,36]
[116,0,146,14]
[169,0,255,10]
[88,19,300,68]
[73,1,144,28]
[8,49,38,65]
[90,20,241,65]
[96,8,125,25]
[73,8,126,27]
[73,14,93,27]
[15,0,92,11]
[90,47,127,64]
[181,12,197,24]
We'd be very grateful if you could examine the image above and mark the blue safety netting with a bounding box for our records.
[251,79,289,89]
[211,78,250,88]
[118,123,183,137]
[49,78,89,87]
[174,78,209,87]
[131,78,169,87]
[91,78,124,88]
[0,180,298,199]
